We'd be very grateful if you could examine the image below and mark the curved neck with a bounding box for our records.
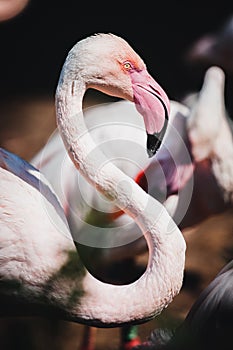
[55,76,186,325]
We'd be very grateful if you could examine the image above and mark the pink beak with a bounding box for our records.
[131,69,170,157]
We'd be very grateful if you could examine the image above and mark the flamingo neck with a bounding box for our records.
[212,120,233,203]
[55,75,186,324]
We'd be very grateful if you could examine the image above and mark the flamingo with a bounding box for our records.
[31,65,233,347]
[0,33,186,349]
[132,259,233,350]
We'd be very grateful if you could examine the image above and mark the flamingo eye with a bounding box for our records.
[123,62,132,70]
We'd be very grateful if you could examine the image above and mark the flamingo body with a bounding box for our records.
[0,148,83,317]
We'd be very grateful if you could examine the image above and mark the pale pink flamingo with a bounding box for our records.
[0,33,186,349]
[31,65,233,348]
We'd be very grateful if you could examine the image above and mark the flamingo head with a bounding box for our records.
[66,33,170,157]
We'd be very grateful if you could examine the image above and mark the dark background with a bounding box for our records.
[1,1,233,101]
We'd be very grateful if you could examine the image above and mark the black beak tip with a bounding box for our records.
[147,149,155,158]
[147,133,162,158]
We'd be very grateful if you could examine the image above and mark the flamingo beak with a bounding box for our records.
[131,69,170,157]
